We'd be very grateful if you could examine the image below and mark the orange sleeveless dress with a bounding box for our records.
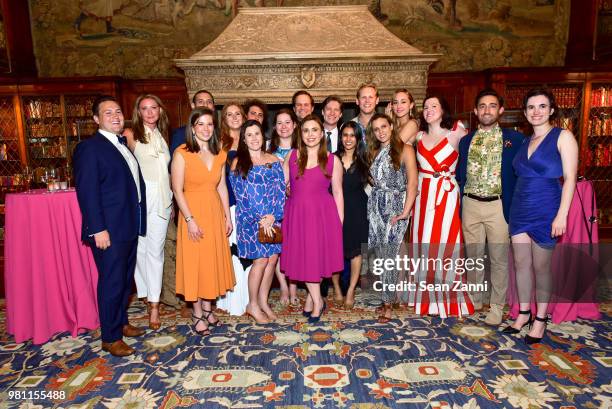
[175,145,235,301]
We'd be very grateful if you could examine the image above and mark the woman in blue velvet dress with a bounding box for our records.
[503,88,578,344]
[230,120,286,324]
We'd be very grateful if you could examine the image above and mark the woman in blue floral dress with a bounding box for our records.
[230,120,286,324]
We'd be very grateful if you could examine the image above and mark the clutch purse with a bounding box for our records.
[258,225,282,244]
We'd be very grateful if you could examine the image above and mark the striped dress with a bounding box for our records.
[410,132,474,317]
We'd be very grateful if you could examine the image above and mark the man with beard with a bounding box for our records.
[456,89,523,326]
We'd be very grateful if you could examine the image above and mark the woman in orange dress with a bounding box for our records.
[171,107,235,336]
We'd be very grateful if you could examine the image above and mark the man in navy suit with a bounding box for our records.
[74,95,147,357]
[321,95,349,298]
[322,95,343,154]
[456,89,524,326]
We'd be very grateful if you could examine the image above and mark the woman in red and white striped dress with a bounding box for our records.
[409,95,474,318]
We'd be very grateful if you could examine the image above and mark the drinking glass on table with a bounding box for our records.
[64,165,73,188]
[22,166,33,191]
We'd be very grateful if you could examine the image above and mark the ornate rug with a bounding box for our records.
[0,291,611,408]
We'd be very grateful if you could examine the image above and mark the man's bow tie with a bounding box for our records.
[117,135,128,146]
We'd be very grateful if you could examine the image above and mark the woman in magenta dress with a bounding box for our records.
[281,114,344,323]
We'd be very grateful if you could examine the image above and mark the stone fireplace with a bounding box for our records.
[175,5,438,105]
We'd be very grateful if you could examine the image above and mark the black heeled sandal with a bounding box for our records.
[191,314,211,336]
[501,309,532,334]
[202,309,221,327]
[525,315,548,345]
[308,302,327,324]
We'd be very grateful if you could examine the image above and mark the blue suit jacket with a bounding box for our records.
[170,126,187,158]
[73,131,147,242]
[456,127,525,223]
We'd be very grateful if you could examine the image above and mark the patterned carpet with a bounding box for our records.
[0,290,611,409]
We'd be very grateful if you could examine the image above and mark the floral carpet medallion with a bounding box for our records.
[0,294,611,408]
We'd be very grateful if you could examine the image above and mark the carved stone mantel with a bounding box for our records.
[175,6,439,105]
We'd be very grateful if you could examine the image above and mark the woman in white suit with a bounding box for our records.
[125,94,173,330]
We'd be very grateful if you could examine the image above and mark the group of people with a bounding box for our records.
[73,83,578,357]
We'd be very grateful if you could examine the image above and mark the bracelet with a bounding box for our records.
[185,216,194,223]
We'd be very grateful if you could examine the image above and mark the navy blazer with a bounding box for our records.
[73,131,147,242]
[456,127,525,223]
[170,125,187,158]
[324,124,343,153]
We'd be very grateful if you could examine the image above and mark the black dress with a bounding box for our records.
[342,163,369,259]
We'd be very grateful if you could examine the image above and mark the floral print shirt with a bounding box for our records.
[464,124,503,196]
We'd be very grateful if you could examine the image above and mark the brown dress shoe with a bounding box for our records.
[101,340,134,357]
[122,324,145,337]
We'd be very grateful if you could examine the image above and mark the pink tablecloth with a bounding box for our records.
[4,189,99,344]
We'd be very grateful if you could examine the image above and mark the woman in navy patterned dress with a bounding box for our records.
[230,120,286,324]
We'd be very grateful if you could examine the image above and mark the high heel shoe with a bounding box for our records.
[148,302,161,330]
[308,302,327,324]
[525,316,548,345]
[202,309,221,327]
[191,314,210,336]
[501,309,532,334]
[302,310,312,318]
[246,309,270,324]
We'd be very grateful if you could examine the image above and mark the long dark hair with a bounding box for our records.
[335,121,370,185]
[234,120,265,179]
[366,113,404,171]
[131,94,169,144]
[419,94,453,132]
[297,114,330,178]
[268,108,298,153]
[184,108,220,154]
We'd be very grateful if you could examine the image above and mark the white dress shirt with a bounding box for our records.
[99,128,141,201]
[134,127,172,217]
[324,127,339,153]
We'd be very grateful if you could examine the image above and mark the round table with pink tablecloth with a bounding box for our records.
[4,188,99,344]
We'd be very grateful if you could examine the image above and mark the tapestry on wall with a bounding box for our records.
[29,0,570,78]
